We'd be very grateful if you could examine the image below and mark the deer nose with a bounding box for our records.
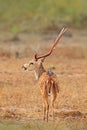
[22,65,27,71]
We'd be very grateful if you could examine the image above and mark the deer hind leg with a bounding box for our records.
[51,82,57,121]
[43,102,46,121]
[43,97,49,122]
[51,95,56,121]
[46,100,49,122]
[56,83,59,93]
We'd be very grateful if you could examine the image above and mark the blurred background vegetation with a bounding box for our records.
[0,0,87,32]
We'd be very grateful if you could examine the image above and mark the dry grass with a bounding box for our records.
[0,56,87,119]
[0,30,87,129]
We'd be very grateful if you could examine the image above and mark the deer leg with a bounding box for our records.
[51,95,56,121]
[43,102,46,120]
[46,100,49,122]
[56,83,59,93]
[43,94,49,122]
[43,96,49,122]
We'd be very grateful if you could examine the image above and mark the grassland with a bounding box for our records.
[0,29,87,129]
[0,0,87,32]
[0,1,87,129]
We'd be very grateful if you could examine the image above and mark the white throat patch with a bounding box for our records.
[34,70,39,80]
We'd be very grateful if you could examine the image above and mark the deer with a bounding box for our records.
[22,28,67,122]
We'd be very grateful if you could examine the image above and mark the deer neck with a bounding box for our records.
[34,63,46,80]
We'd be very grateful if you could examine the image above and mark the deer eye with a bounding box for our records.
[29,62,34,65]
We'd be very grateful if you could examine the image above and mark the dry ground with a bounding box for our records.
[0,29,87,129]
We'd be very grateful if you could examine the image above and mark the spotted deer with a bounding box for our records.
[22,28,67,122]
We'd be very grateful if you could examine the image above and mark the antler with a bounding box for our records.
[35,28,68,61]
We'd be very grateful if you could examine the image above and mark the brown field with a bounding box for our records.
[0,29,87,129]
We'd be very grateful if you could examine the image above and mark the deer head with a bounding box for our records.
[22,28,67,79]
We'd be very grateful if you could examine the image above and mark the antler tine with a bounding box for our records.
[50,28,68,51]
[35,28,68,61]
